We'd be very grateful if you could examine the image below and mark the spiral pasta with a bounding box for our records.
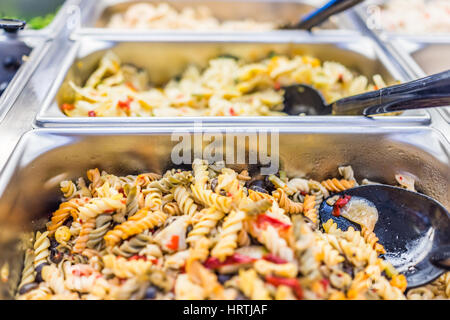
[77,195,126,222]
[186,207,224,244]
[87,214,113,250]
[111,232,152,258]
[46,200,80,235]
[302,194,317,224]
[73,218,95,254]
[33,231,50,268]
[17,249,36,293]
[162,202,182,216]
[173,185,200,221]
[273,188,303,214]
[18,162,444,300]
[104,209,167,246]
[211,210,246,262]
[321,178,355,193]
[103,255,152,278]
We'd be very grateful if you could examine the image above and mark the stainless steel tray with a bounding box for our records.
[0,0,80,38]
[75,0,358,36]
[354,0,450,40]
[0,126,449,298]
[390,38,450,124]
[34,35,431,128]
[0,35,50,123]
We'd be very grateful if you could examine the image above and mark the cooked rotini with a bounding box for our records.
[186,207,224,244]
[33,231,50,268]
[211,210,246,262]
[104,209,167,247]
[61,51,391,117]
[16,161,447,300]
[321,178,355,193]
[86,214,113,250]
[111,231,152,258]
[17,249,36,294]
[173,185,200,221]
[273,188,303,214]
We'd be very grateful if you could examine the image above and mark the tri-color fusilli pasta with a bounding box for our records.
[16,161,449,300]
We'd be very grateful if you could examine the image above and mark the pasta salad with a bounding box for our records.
[62,51,388,117]
[16,160,449,300]
[106,2,276,31]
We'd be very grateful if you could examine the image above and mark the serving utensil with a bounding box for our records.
[283,70,450,116]
[319,184,450,288]
[293,0,365,30]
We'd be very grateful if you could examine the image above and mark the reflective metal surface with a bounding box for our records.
[35,34,431,127]
[354,0,450,41]
[391,38,450,125]
[0,126,448,298]
[0,34,49,123]
[0,0,80,38]
[76,0,358,35]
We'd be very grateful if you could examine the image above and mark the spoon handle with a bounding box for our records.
[332,70,450,115]
[296,0,365,30]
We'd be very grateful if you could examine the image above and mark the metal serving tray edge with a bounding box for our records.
[34,34,430,128]
[389,38,450,126]
[74,0,360,36]
[2,0,81,39]
[0,125,449,298]
[354,0,450,42]
[0,35,51,124]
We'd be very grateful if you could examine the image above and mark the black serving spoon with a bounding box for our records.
[319,185,450,288]
[283,70,450,116]
[287,0,365,30]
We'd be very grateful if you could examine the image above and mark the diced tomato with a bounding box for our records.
[118,188,125,196]
[151,258,158,265]
[320,278,330,290]
[104,209,115,213]
[374,85,379,90]
[166,235,179,251]
[337,74,344,83]
[300,191,307,196]
[229,107,237,116]
[118,97,133,113]
[88,110,96,117]
[125,82,137,92]
[128,255,147,261]
[332,195,351,217]
[335,195,351,208]
[204,253,256,269]
[256,214,291,230]
[332,206,340,217]
[265,275,303,299]
[274,81,281,90]
[263,254,287,264]
[61,103,75,111]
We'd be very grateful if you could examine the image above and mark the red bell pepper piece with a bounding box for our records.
[263,254,288,264]
[166,235,179,251]
[265,275,303,299]
[256,214,291,230]
[204,253,255,269]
